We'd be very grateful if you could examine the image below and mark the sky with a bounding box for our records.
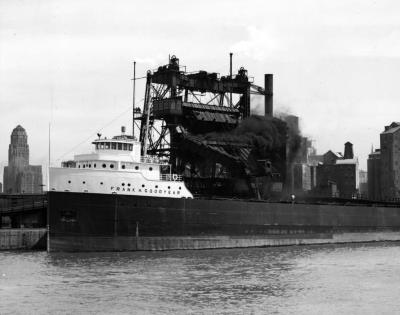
[1,0,400,184]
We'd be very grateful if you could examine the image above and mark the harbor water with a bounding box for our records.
[1,243,400,314]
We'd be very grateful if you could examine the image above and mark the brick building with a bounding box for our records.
[315,142,359,198]
[380,122,400,200]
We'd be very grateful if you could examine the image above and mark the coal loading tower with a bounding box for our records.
[137,55,287,199]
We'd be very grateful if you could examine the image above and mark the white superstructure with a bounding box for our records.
[49,129,193,198]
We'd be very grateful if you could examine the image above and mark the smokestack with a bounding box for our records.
[264,74,273,117]
[344,141,354,159]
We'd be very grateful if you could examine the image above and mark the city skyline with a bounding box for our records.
[1,0,400,182]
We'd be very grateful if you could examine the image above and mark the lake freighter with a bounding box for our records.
[48,56,400,252]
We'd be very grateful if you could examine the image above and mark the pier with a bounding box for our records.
[0,194,47,250]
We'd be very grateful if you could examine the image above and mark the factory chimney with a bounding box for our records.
[264,74,273,116]
[344,141,354,159]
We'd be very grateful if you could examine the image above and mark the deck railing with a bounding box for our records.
[160,174,183,181]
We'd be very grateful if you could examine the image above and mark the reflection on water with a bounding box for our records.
[1,243,400,314]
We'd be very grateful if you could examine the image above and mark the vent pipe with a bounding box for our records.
[264,74,273,117]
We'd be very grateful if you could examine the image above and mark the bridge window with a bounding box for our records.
[105,142,110,149]
[123,143,128,150]
[118,143,122,150]
[129,144,133,151]
[95,143,99,150]
[112,142,117,150]
[100,142,104,149]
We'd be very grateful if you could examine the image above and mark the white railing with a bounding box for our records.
[160,174,183,181]
[140,156,168,164]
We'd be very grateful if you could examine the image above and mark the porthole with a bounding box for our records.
[83,165,86,168]
[83,181,86,184]
[68,180,71,184]
[122,165,126,169]
[89,164,91,168]
[102,164,106,168]
[168,186,170,189]
[155,185,158,188]
[179,187,181,190]
[94,163,97,168]
[127,183,131,187]
[142,184,145,188]
[110,164,114,169]
[135,166,139,170]
[78,165,81,168]
[122,183,125,186]
[149,167,153,171]
[100,182,103,185]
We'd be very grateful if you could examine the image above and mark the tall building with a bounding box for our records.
[367,149,381,201]
[380,122,400,200]
[3,125,43,194]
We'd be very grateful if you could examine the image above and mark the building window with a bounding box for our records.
[112,143,116,150]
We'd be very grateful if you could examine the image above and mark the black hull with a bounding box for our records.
[48,192,400,252]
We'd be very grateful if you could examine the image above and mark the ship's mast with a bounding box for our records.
[132,61,136,139]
